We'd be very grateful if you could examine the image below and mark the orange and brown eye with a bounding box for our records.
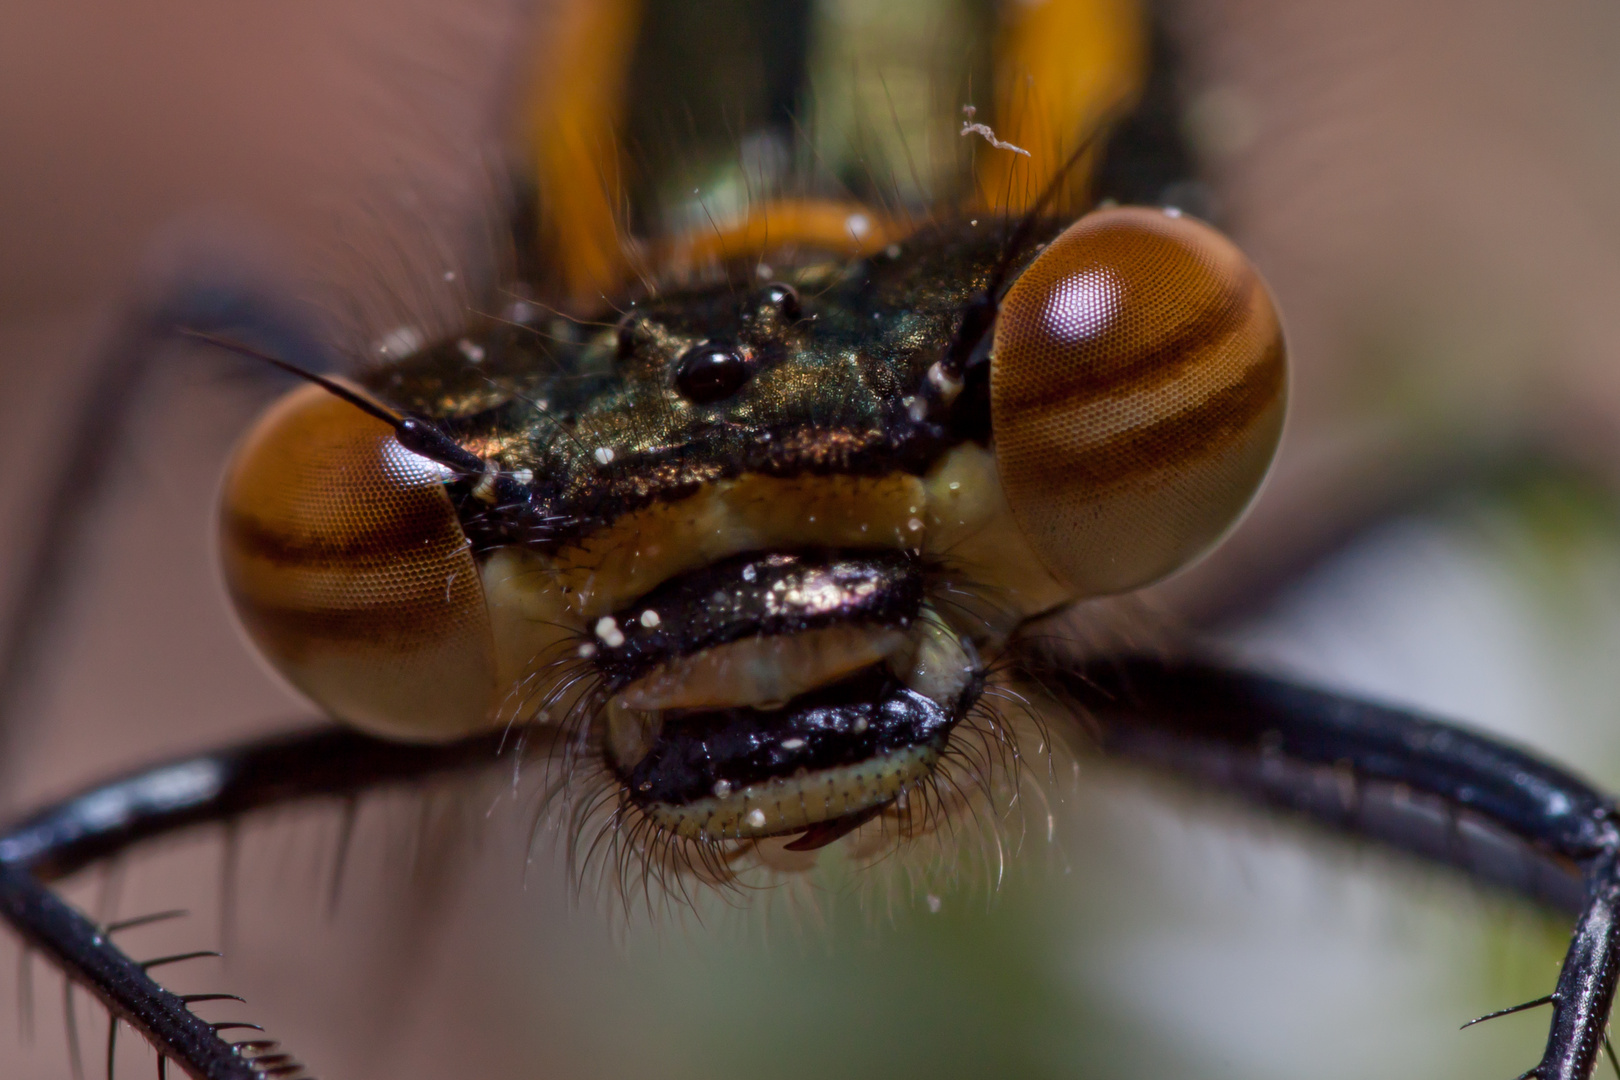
[218,384,497,741]
[990,206,1287,598]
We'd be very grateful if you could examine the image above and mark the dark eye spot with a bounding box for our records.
[760,282,801,320]
[615,313,652,361]
[675,343,752,403]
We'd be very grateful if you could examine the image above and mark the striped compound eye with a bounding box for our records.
[218,384,496,741]
[990,206,1287,598]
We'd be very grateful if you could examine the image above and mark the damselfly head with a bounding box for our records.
[214,0,1285,887]
[215,202,1285,881]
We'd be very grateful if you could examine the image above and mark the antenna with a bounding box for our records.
[179,329,492,478]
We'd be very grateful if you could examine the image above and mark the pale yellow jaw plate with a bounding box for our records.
[641,743,940,842]
[614,626,909,712]
[481,443,1071,727]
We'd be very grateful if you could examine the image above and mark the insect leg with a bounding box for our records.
[1538,866,1620,1080]
[0,723,555,1078]
[1051,654,1620,1080]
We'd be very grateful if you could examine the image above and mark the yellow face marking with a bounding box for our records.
[481,471,925,716]
[614,626,909,712]
[479,446,1075,729]
[921,444,1077,636]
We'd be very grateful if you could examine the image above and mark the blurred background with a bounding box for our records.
[5,0,1620,1076]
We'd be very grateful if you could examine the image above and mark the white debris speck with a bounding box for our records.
[961,124,1030,158]
[712,780,732,798]
[457,338,486,363]
[781,738,807,751]
[443,270,457,282]
[375,325,424,359]
[960,104,1030,159]
[745,809,767,829]
[577,642,597,659]
[908,518,924,532]
[948,481,961,491]
[969,219,979,227]
[741,564,757,582]
[512,468,534,486]
[756,262,773,279]
[852,717,869,734]
[885,244,902,259]
[640,609,661,628]
[1164,206,1183,218]
[927,361,964,403]
[845,213,871,240]
[594,617,625,648]
[594,446,615,465]
[926,894,942,913]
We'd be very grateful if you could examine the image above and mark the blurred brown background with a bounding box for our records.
[5,0,1620,1077]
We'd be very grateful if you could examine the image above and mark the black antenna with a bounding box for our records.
[179,329,492,479]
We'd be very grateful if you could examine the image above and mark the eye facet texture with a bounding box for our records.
[219,384,497,740]
[991,206,1287,598]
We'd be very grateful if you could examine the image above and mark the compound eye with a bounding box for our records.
[990,206,1287,598]
[218,384,496,741]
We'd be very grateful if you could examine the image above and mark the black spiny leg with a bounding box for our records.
[0,724,549,1078]
[1049,654,1620,1080]
[7,660,1620,1077]
[0,247,530,1076]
